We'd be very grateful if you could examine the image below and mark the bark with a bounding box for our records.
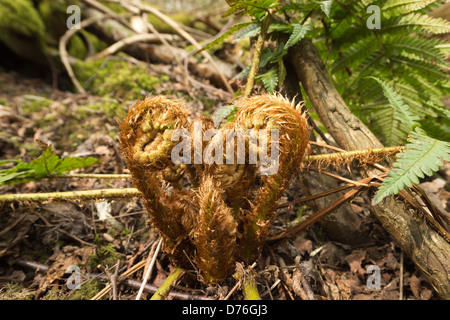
[288,38,450,299]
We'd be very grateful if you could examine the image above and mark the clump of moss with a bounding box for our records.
[73,58,164,100]
[0,0,45,39]
[0,283,34,300]
[68,278,103,300]
[38,0,80,41]
[0,0,47,64]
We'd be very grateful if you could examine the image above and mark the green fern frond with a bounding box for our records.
[370,106,410,146]
[383,35,447,66]
[373,128,450,204]
[285,24,311,48]
[332,37,380,71]
[382,0,439,15]
[235,22,261,39]
[382,13,450,35]
[369,77,421,129]
[256,68,278,93]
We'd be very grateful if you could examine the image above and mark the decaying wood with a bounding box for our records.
[288,38,450,299]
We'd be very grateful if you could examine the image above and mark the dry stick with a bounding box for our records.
[126,0,234,94]
[81,0,135,31]
[0,146,403,204]
[276,184,354,209]
[306,167,370,187]
[0,188,141,203]
[59,13,118,94]
[57,173,131,179]
[86,33,178,62]
[268,176,375,242]
[136,238,162,300]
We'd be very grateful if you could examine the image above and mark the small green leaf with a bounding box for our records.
[214,104,237,127]
[285,24,311,48]
[235,23,261,39]
[320,0,333,17]
[256,68,278,94]
[0,146,101,185]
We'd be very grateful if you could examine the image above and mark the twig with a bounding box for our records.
[268,176,375,241]
[136,238,162,300]
[112,260,121,300]
[91,259,147,300]
[56,173,131,179]
[86,33,178,62]
[276,183,354,209]
[399,250,404,300]
[150,267,185,300]
[59,12,122,93]
[306,167,371,187]
[0,188,141,203]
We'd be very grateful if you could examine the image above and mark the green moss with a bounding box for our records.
[0,0,47,63]
[99,0,128,14]
[88,243,121,269]
[147,12,195,33]
[68,278,103,300]
[38,0,79,41]
[21,96,53,114]
[68,34,87,60]
[0,0,45,38]
[73,58,165,100]
[0,283,34,300]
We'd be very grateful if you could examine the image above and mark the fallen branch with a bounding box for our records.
[0,188,140,203]
[86,33,178,62]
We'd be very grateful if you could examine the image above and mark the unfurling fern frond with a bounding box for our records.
[373,128,450,204]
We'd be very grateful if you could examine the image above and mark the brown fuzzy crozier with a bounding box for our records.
[119,94,309,284]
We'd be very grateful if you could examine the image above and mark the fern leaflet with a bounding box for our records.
[373,128,450,204]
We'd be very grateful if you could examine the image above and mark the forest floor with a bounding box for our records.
[0,67,449,300]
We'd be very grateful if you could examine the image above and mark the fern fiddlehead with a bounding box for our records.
[119,94,309,283]
[234,94,309,263]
